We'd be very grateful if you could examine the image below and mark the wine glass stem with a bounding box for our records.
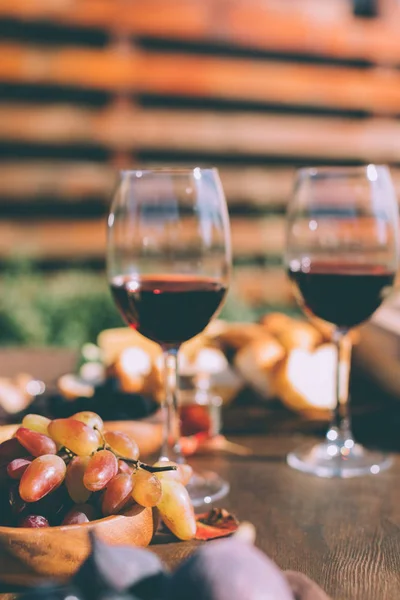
[327,330,353,444]
[160,347,184,463]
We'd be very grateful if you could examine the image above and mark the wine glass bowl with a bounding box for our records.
[286,165,399,478]
[107,168,231,505]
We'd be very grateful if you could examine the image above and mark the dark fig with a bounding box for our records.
[73,533,168,600]
[166,539,294,600]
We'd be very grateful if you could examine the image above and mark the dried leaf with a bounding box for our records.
[195,508,239,541]
[180,433,252,457]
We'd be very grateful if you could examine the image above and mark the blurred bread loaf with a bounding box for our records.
[273,344,337,417]
[261,313,323,351]
[234,335,285,397]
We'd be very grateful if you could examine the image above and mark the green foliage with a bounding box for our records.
[0,263,123,348]
[0,262,296,347]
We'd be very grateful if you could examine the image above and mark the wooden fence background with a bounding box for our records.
[1,0,400,309]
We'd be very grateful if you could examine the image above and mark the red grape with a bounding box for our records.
[48,419,101,456]
[104,431,139,460]
[118,460,134,476]
[131,469,162,507]
[0,438,27,464]
[83,450,118,492]
[19,455,66,502]
[0,465,8,484]
[15,427,56,457]
[7,457,33,480]
[19,515,49,528]
[62,503,97,525]
[101,473,133,516]
[65,456,91,503]
[9,485,27,516]
[31,485,71,525]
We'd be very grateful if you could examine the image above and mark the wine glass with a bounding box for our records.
[107,168,231,505]
[285,165,399,478]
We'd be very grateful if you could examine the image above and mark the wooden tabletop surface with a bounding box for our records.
[182,435,400,600]
[1,341,400,600]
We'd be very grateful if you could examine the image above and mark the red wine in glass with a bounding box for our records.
[107,168,231,505]
[110,274,227,346]
[285,165,399,478]
[288,262,395,328]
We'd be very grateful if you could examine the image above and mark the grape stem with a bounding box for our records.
[57,447,176,474]
[117,456,177,473]
[58,448,74,462]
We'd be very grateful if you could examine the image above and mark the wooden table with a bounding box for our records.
[1,341,400,600]
[180,435,400,600]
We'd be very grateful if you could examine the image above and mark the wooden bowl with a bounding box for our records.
[0,504,158,586]
[0,423,159,586]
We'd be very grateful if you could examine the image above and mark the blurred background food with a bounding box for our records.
[0,316,348,423]
[2,0,400,347]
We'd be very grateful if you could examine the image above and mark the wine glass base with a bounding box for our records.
[287,441,392,478]
[186,470,230,508]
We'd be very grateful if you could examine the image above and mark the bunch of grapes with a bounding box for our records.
[0,411,196,540]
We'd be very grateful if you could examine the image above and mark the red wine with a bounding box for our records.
[288,263,395,329]
[110,275,227,346]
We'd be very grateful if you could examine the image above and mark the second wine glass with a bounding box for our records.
[285,165,398,478]
[107,168,231,506]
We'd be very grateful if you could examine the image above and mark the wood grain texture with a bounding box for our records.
[3,43,400,114]
[1,0,400,66]
[189,438,400,600]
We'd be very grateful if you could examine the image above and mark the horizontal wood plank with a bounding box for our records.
[3,104,400,162]
[0,162,116,200]
[0,217,285,260]
[3,163,400,211]
[0,162,294,207]
[3,44,400,114]
[1,0,400,66]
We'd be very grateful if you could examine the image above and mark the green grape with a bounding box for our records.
[104,431,139,460]
[132,469,162,508]
[72,411,104,432]
[48,419,101,456]
[157,479,196,541]
[153,460,193,486]
[65,456,91,503]
[21,414,51,436]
